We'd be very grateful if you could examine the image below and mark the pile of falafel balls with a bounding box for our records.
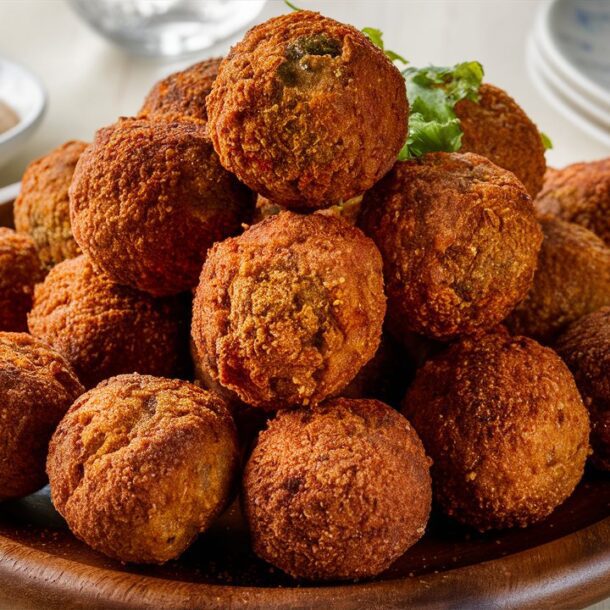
[1,10,609,581]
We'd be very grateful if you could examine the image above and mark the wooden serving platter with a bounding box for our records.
[0,473,609,610]
[0,199,609,609]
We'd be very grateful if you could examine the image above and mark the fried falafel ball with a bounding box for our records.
[534,158,610,246]
[455,84,547,197]
[139,58,222,123]
[359,152,542,341]
[555,307,610,471]
[0,333,83,501]
[14,140,86,270]
[192,211,386,409]
[0,227,44,332]
[243,398,431,580]
[506,216,610,343]
[47,374,239,564]
[69,117,254,296]
[28,255,190,389]
[207,11,408,210]
[403,331,589,531]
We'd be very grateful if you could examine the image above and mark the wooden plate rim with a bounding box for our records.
[1,514,609,610]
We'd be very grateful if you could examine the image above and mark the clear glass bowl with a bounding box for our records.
[69,0,266,58]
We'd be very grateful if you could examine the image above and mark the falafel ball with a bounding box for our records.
[139,58,221,123]
[555,307,610,471]
[192,211,386,409]
[206,11,408,210]
[506,216,610,343]
[14,140,86,270]
[534,158,610,246]
[0,227,44,332]
[243,398,431,580]
[455,84,547,197]
[0,333,83,500]
[47,374,239,564]
[358,152,542,341]
[28,255,190,389]
[403,331,589,531]
[69,117,254,296]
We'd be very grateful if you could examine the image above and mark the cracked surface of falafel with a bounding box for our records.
[192,211,386,409]
[47,374,239,564]
[207,11,408,209]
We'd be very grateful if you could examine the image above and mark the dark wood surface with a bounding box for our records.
[0,199,609,609]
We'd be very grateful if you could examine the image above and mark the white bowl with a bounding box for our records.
[536,0,610,112]
[0,57,46,168]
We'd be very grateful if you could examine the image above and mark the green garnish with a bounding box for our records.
[362,27,408,65]
[399,61,484,160]
[540,131,553,150]
[284,0,302,11]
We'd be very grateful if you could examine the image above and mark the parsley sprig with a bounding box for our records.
[399,61,484,160]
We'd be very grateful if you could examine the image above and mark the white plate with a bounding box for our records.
[0,57,46,168]
[528,35,610,148]
[536,0,610,112]
[531,34,610,127]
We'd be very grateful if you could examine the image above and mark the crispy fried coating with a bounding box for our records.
[139,58,222,123]
[0,228,43,332]
[555,307,610,471]
[207,11,408,210]
[47,374,239,564]
[507,216,610,343]
[403,331,589,531]
[243,398,431,580]
[14,141,86,270]
[535,158,610,246]
[69,117,254,296]
[0,333,83,500]
[254,193,362,225]
[455,83,547,197]
[192,211,386,409]
[359,152,542,341]
[28,255,190,388]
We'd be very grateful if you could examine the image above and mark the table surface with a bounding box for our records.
[0,1,608,608]
[0,0,609,187]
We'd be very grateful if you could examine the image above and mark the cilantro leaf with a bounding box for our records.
[401,61,484,159]
[540,131,553,150]
[362,27,408,65]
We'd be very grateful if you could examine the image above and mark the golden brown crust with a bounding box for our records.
[534,158,610,246]
[69,117,254,296]
[243,398,431,580]
[192,211,386,409]
[0,332,83,500]
[555,307,610,471]
[14,140,86,270]
[0,228,43,332]
[506,216,610,343]
[139,58,222,123]
[207,11,408,209]
[46,373,239,564]
[358,152,542,341]
[455,83,547,197]
[403,332,590,531]
[28,255,190,388]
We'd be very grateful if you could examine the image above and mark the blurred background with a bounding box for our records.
[0,0,609,190]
